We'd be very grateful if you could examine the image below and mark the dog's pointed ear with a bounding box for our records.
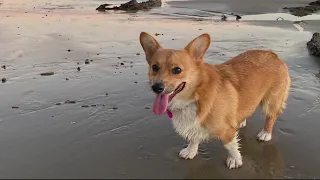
[140,32,162,64]
[184,33,211,61]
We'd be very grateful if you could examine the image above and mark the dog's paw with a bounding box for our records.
[179,147,197,160]
[239,119,246,128]
[226,156,243,169]
[257,129,272,141]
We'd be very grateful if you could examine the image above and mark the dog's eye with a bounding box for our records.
[172,67,182,74]
[152,64,160,72]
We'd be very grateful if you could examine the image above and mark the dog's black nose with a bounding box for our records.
[152,82,165,94]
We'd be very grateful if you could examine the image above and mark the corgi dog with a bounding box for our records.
[139,32,290,169]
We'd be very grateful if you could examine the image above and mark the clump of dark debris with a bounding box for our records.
[40,72,54,76]
[307,32,320,57]
[284,0,320,17]
[65,100,76,104]
[96,0,161,12]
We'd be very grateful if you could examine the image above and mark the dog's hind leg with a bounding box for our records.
[257,78,290,142]
[257,115,276,141]
[239,119,246,128]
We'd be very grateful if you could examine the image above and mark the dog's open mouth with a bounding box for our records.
[169,82,186,101]
[153,82,186,115]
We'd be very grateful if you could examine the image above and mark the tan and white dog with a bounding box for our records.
[139,32,290,169]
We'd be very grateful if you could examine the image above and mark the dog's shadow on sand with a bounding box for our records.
[182,129,286,179]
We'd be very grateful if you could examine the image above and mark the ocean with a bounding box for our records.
[0,0,317,20]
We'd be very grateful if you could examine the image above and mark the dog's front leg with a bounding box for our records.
[222,132,243,169]
[179,140,199,160]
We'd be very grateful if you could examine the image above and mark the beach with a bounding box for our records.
[1,0,320,178]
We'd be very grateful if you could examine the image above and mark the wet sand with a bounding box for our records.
[1,0,320,179]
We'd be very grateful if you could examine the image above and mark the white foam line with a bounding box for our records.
[241,13,299,21]
[293,23,304,32]
[155,11,217,20]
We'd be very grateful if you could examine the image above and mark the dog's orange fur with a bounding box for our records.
[140,32,290,168]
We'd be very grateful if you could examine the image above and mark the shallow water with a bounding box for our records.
[1,0,320,179]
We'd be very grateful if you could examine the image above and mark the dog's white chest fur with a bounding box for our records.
[168,99,210,142]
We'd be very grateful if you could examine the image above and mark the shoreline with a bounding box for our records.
[2,9,320,34]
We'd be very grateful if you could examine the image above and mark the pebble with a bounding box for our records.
[112,106,118,110]
[56,102,62,105]
[221,14,227,21]
[2,78,6,83]
[12,106,19,109]
[120,62,124,65]
[67,49,71,52]
[144,106,151,109]
[65,100,76,104]
[85,59,90,64]
[77,67,81,71]
[1,65,6,69]
[40,72,54,76]
[136,53,140,55]
[81,105,89,108]
[118,57,122,59]
[134,81,138,84]
[105,93,109,96]
[66,78,69,81]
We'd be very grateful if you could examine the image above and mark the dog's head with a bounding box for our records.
[139,32,211,115]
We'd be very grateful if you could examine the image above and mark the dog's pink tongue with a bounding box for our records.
[153,94,169,115]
